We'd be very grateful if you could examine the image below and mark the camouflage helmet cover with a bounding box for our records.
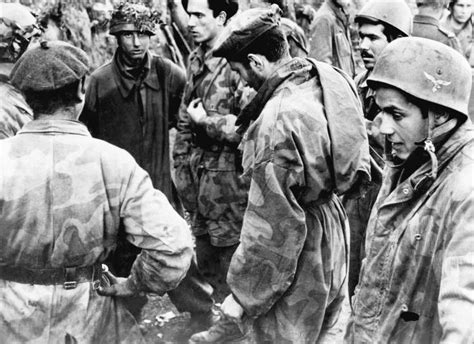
[0,3,41,62]
[109,2,160,35]
[367,37,471,118]
[355,0,413,37]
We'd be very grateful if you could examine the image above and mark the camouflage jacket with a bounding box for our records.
[173,45,250,246]
[309,0,356,77]
[0,119,193,343]
[227,58,370,343]
[0,77,33,139]
[346,120,474,343]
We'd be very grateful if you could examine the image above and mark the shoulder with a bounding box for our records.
[152,55,186,84]
[438,25,457,38]
[89,60,114,81]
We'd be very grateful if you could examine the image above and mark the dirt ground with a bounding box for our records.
[138,293,351,344]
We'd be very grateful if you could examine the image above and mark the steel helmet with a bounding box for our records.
[368,37,471,118]
[0,3,41,62]
[109,3,159,36]
[355,0,413,37]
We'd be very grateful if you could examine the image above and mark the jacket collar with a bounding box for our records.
[413,14,440,26]
[112,50,159,98]
[18,119,91,137]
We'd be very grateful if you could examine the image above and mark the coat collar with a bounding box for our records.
[413,14,440,27]
[112,50,160,98]
[18,119,91,137]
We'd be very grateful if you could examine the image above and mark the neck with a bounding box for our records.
[418,7,442,20]
[203,27,224,52]
[0,63,14,77]
[36,106,79,121]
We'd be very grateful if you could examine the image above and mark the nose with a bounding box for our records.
[132,33,141,47]
[359,36,370,51]
[378,112,395,136]
[188,15,197,28]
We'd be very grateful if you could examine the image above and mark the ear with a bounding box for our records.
[216,11,227,25]
[76,77,86,101]
[433,111,450,126]
[247,53,263,71]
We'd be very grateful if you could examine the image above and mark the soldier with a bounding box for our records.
[309,0,356,76]
[441,0,473,63]
[0,40,193,343]
[80,2,212,330]
[172,0,249,337]
[0,3,39,139]
[193,6,370,343]
[345,0,412,297]
[346,37,474,343]
[412,0,463,52]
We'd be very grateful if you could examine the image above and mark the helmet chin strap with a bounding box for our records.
[417,110,438,180]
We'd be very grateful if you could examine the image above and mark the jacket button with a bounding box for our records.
[402,188,409,195]
[414,234,422,241]
[401,304,408,312]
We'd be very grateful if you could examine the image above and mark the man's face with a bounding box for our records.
[187,0,221,45]
[229,61,264,90]
[375,86,428,161]
[118,31,150,62]
[358,23,389,71]
[452,0,473,24]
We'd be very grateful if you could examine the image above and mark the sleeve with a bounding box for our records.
[439,168,474,343]
[309,15,334,64]
[119,162,194,294]
[79,75,99,137]
[198,80,254,144]
[167,62,187,129]
[227,106,310,317]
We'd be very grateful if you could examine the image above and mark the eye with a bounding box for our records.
[123,32,133,38]
[392,112,403,121]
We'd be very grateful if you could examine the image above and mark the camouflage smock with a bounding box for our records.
[173,45,250,247]
[228,58,370,343]
[0,77,32,139]
[0,119,193,343]
[346,120,474,343]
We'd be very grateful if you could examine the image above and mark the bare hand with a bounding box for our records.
[97,267,136,297]
[187,98,207,124]
[221,294,244,320]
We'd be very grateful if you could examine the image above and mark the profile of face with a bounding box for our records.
[229,60,264,90]
[375,86,428,161]
[187,0,224,45]
[358,23,389,71]
[452,0,473,24]
[118,31,151,62]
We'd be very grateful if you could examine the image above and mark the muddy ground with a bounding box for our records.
[138,293,351,344]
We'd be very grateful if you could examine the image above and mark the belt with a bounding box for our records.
[0,264,102,290]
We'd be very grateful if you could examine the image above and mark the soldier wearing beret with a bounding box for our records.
[0,40,193,343]
[192,6,370,343]
[80,3,213,328]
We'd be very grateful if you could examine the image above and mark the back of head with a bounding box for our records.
[416,0,447,10]
[109,2,160,36]
[367,37,471,120]
[10,40,89,116]
[207,0,239,22]
[213,5,288,63]
[0,3,41,63]
[355,0,413,37]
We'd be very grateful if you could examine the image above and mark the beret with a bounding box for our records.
[10,40,89,92]
[213,5,282,58]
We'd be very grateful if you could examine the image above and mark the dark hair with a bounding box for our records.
[24,80,83,117]
[357,17,405,43]
[208,0,238,22]
[232,26,288,64]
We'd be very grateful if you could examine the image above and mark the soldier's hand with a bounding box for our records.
[97,268,136,297]
[221,294,244,320]
[187,98,207,124]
